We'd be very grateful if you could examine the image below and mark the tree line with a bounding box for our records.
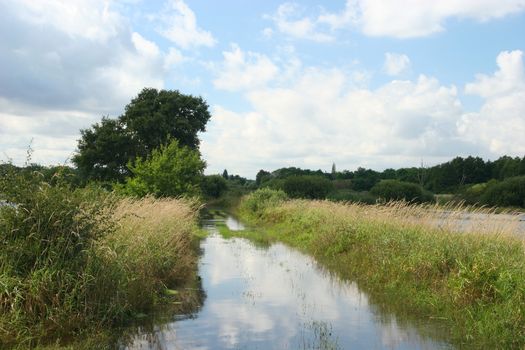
[254,156,525,207]
[3,87,523,207]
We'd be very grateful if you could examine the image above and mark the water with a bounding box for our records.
[428,211,525,236]
[122,215,452,350]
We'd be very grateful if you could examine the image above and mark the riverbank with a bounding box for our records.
[235,189,525,348]
[0,173,203,349]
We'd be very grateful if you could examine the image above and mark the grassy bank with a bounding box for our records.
[236,189,525,348]
[0,170,202,349]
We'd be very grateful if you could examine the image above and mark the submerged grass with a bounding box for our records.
[0,169,202,348]
[237,189,525,348]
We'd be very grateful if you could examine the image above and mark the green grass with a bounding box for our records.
[234,189,525,349]
[0,169,203,348]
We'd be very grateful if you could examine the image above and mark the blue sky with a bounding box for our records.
[1,0,524,178]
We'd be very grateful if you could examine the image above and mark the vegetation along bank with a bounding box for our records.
[235,188,525,348]
[0,167,203,349]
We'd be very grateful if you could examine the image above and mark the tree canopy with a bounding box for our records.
[73,88,211,182]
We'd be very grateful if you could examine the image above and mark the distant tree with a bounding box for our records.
[371,180,434,203]
[381,168,396,180]
[283,176,333,199]
[395,168,420,184]
[74,88,211,182]
[120,139,205,198]
[337,170,353,180]
[222,169,229,179]
[491,156,522,180]
[256,170,271,186]
[331,163,336,175]
[228,174,248,185]
[271,167,329,180]
[201,175,228,198]
[520,156,525,175]
[260,178,285,191]
[352,167,380,191]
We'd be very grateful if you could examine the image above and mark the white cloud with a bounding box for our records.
[157,0,216,49]
[262,27,274,38]
[0,0,188,165]
[202,47,475,177]
[355,0,525,38]
[465,50,525,98]
[213,44,279,91]
[164,47,186,69]
[383,53,411,76]
[0,98,97,164]
[10,0,124,42]
[459,50,525,155]
[317,0,358,30]
[267,0,525,40]
[265,3,335,42]
[204,48,525,177]
[131,32,160,58]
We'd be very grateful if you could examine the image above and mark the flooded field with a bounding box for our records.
[121,215,453,350]
[425,211,525,236]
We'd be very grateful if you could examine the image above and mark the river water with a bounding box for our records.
[122,215,453,350]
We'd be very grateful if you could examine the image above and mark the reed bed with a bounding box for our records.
[97,196,201,311]
[0,169,201,348]
[238,189,525,348]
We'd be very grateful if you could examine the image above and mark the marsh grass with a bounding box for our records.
[0,167,202,348]
[238,190,525,348]
[98,196,201,313]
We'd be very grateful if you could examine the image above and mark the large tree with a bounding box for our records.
[73,88,211,182]
[74,118,134,182]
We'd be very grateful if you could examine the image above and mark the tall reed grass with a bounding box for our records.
[238,189,525,348]
[0,168,201,348]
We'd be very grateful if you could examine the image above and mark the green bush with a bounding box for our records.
[481,176,525,208]
[371,179,434,203]
[332,179,353,190]
[260,178,285,191]
[120,139,205,198]
[283,176,333,199]
[459,181,495,205]
[240,188,288,216]
[327,189,377,204]
[201,175,228,198]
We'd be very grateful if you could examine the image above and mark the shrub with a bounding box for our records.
[260,178,285,191]
[332,179,353,190]
[201,175,228,198]
[460,181,495,205]
[371,180,434,203]
[481,176,525,208]
[120,139,205,198]
[283,176,334,199]
[240,188,288,216]
[327,190,377,204]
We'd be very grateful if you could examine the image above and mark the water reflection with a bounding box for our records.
[122,216,452,350]
[225,216,245,231]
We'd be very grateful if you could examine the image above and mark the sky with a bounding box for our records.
[1,0,524,178]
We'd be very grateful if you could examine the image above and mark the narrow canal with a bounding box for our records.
[122,214,453,349]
